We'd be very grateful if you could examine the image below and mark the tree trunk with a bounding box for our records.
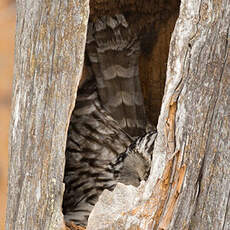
[6,0,230,229]
[87,0,230,229]
[6,0,89,229]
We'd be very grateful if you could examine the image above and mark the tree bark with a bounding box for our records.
[6,0,230,229]
[6,0,89,229]
[87,0,230,229]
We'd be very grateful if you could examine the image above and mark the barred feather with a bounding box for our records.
[63,12,157,227]
[86,14,147,137]
[63,78,133,225]
[63,71,156,226]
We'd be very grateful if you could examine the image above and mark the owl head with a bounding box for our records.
[110,131,157,187]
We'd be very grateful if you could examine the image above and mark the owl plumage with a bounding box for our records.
[63,77,131,225]
[86,14,147,137]
[63,12,157,227]
[63,74,156,225]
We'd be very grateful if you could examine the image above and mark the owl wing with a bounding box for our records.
[86,14,147,137]
[64,13,152,226]
[63,64,133,225]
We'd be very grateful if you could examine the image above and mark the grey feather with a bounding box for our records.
[86,14,147,137]
[63,13,156,227]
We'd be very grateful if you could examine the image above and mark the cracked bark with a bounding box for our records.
[6,0,89,229]
[6,0,230,229]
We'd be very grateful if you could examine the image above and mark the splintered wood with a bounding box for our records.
[65,222,86,230]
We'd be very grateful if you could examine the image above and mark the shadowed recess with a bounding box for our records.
[63,0,180,227]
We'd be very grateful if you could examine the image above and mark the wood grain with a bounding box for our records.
[6,0,89,229]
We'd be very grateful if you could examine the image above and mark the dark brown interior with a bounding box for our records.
[63,0,181,227]
[139,7,179,126]
[89,0,180,126]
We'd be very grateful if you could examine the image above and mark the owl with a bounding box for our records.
[63,12,157,227]
[86,14,148,137]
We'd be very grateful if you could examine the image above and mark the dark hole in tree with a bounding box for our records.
[63,0,180,228]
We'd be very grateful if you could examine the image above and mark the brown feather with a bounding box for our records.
[86,15,147,136]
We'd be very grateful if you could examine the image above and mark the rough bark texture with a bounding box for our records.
[6,0,89,229]
[6,0,230,229]
[87,0,230,229]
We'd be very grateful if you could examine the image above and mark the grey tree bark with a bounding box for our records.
[6,0,89,229]
[6,0,230,230]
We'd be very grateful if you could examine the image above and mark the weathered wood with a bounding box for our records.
[87,0,230,229]
[6,0,230,229]
[165,0,230,228]
[6,0,89,229]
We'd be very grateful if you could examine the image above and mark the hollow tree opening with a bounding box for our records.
[63,0,180,228]
[6,1,230,229]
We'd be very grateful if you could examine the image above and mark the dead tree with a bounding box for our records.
[6,0,89,229]
[6,0,230,229]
